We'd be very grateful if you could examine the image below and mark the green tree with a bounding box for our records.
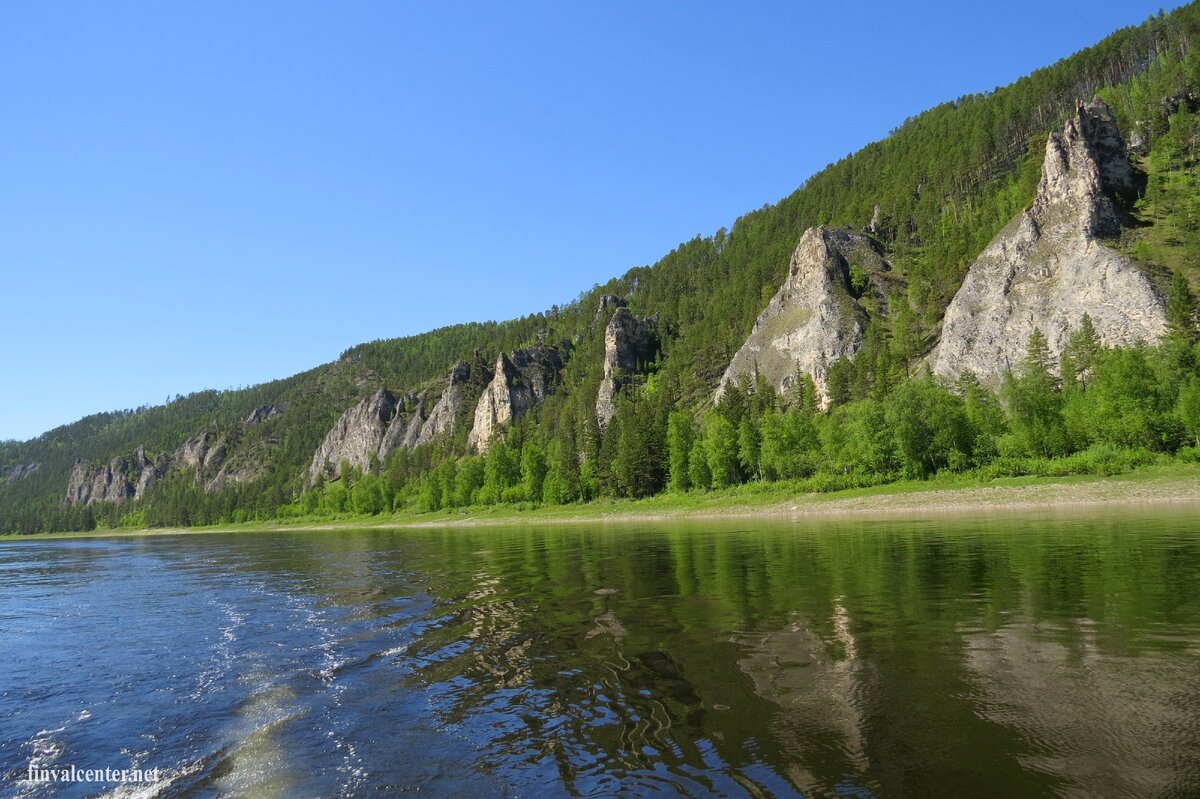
[351,473,385,515]
[737,416,761,480]
[1177,378,1200,448]
[703,414,741,488]
[542,437,580,505]
[885,378,972,476]
[453,456,486,506]
[520,441,548,503]
[480,438,519,504]
[666,412,693,492]
[687,437,712,490]
[1004,329,1069,457]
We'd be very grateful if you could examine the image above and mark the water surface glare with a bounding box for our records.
[2,508,1199,797]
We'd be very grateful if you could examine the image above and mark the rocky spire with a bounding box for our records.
[716,226,897,406]
[931,100,1166,385]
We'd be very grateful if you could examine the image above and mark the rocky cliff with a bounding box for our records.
[596,307,658,429]
[468,346,564,453]
[308,388,398,482]
[717,226,898,405]
[415,361,474,447]
[377,391,425,457]
[4,463,39,483]
[66,457,134,505]
[932,100,1166,384]
[307,361,483,482]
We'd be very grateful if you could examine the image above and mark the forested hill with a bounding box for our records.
[4,5,1200,533]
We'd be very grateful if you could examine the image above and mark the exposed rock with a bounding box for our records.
[175,431,226,473]
[132,445,169,500]
[66,457,133,505]
[308,388,397,482]
[244,403,287,426]
[415,361,473,446]
[379,403,426,457]
[716,226,898,406]
[4,462,39,482]
[1127,123,1149,157]
[596,308,658,430]
[468,346,564,453]
[865,203,883,237]
[203,457,264,493]
[932,100,1166,385]
[595,294,627,322]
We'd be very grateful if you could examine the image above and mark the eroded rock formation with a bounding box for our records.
[596,308,658,430]
[931,100,1166,384]
[66,457,134,505]
[717,226,898,405]
[308,388,398,482]
[468,346,564,452]
[415,361,473,447]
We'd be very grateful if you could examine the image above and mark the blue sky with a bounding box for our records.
[0,1,1184,441]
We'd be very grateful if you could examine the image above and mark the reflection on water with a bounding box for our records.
[0,506,1199,797]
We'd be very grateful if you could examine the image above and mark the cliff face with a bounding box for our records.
[932,100,1166,384]
[308,388,398,482]
[596,308,658,430]
[415,361,473,447]
[307,362,482,482]
[66,457,134,505]
[717,226,897,405]
[468,346,564,453]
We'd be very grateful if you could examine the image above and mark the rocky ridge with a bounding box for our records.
[308,361,482,482]
[717,226,899,405]
[931,99,1166,384]
[468,345,565,453]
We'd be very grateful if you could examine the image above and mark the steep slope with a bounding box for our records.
[717,227,899,405]
[468,345,566,453]
[596,308,659,430]
[1,5,1198,533]
[932,100,1167,383]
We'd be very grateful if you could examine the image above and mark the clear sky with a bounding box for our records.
[0,1,1184,442]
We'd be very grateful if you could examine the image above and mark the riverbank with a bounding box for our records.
[4,463,1199,541]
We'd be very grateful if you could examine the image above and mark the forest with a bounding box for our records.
[2,6,1199,534]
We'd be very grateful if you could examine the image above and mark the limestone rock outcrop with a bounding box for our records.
[132,445,169,500]
[415,361,474,447]
[66,457,134,505]
[4,463,39,483]
[468,346,564,452]
[176,431,226,473]
[244,403,287,426]
[717,226,898,405]
[931,100,1167,385]
[596,308,658,430]
[308,388,398,482]
[595,294,627,322]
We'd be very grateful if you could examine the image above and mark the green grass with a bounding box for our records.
[5,461,1197,541]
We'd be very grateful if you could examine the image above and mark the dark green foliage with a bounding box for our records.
[1004,330,1070,458]
[666,412,694,492]
[885,378,973,477]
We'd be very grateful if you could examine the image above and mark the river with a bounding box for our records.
[2,507,1199,797]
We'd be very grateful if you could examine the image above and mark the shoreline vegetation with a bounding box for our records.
[4,463,1198,541]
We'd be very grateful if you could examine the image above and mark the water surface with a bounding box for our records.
[2,507,1199,797]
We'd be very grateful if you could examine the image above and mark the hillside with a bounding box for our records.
[3,6,1200,533]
